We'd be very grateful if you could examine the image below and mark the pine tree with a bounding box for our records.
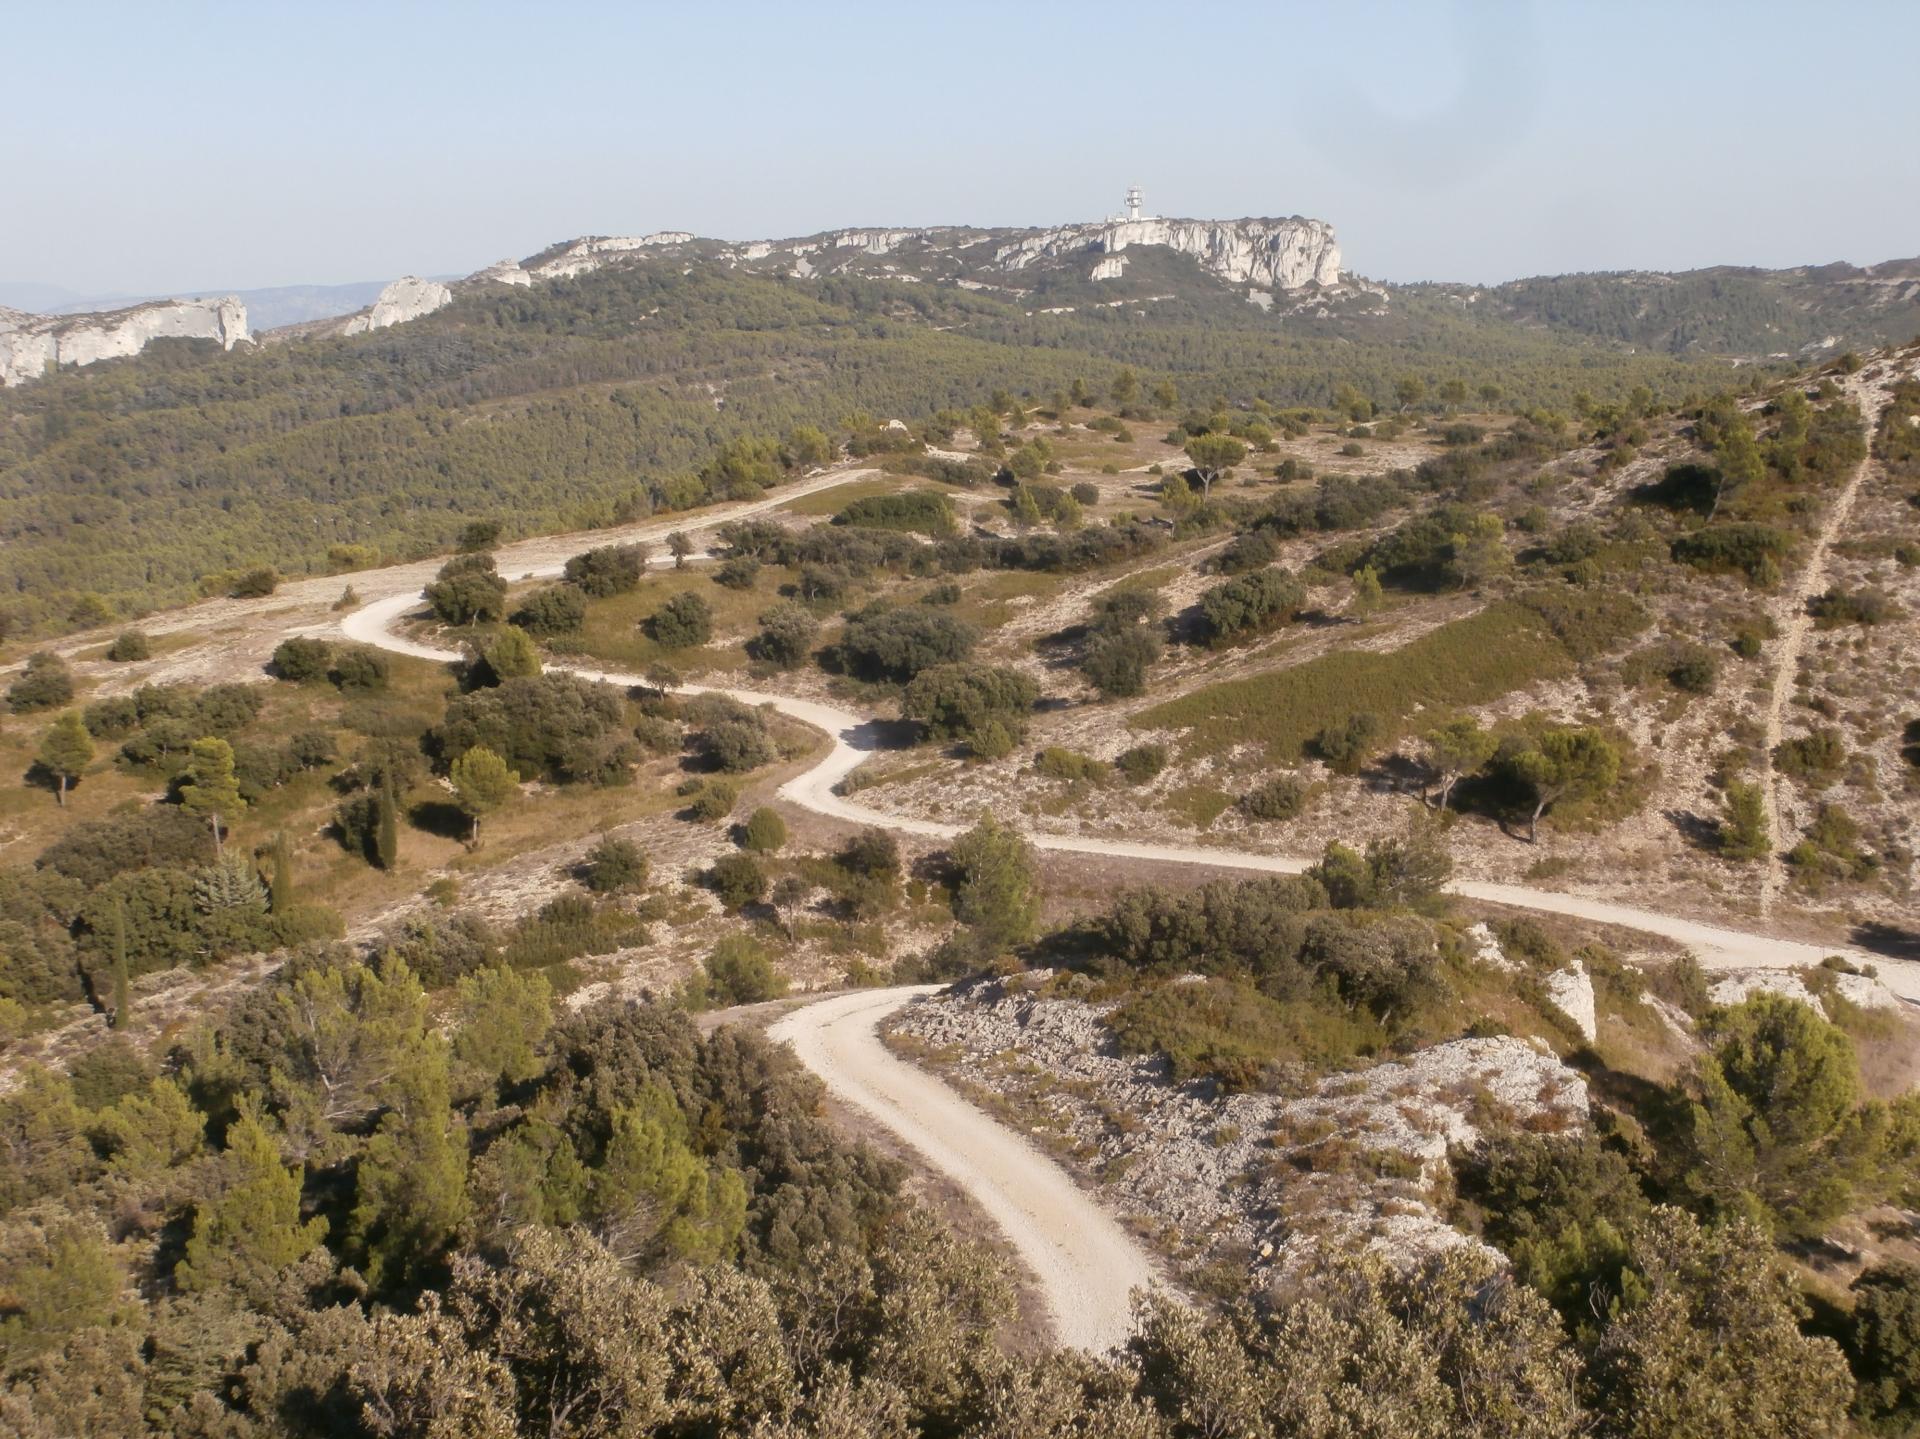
[350,1037,470,1288]
[180,736,245,854]
[374,782,399,871]
[175,1104,327,1293]
[450,746,519,844]
[35,710,94,806]
[949,813,1040,952]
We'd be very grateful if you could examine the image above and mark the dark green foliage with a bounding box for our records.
[271,636,332,682]
[1775,727,1847,783]
[702,934,785,1005]
[1455,1132,1645,1327]
[648,591,713,649]
[37,805,212,887]
[436,673,631,784]
[104,631,150,663]
[581,835,649,894]
[375,785,399,870]
[685,777,738,821]
[511,585,588,636]
[707,853,768,911]
[1195,567,1306,646]
[381,912,498,989]
[1114,743,1168,783]
[947,815,1038,952]
[1101,873,1330,982]
[227,566,279,598]
[902,663,1038,751]
[835,490,957,537]
[1665,642,1719,693]
[457,519,502,553]
[1315,711,1384,772]
[684,694,775,772]
[1242,773,1310,821]
[8,653,73,713]
[1719,780,1770,861]
[711,554,760,589]
[1788,804,1878,888]
[748,602,817,669]
[1808,585,1897,628]
[1671,523,1792,583]
[424,552,507,625]
[335,793,385,866]
[840,606,979,683]
[563,542,649,597]
[740,807,786,853]
[1215,529,1279,574]
[1849,1263,1920,1430]
[1684,992,1882,1236]
[329,645,390,692]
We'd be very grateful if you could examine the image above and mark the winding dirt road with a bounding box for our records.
[768,987,1163,1352]
[333,460,1920,1349]
[341,470,1918,991]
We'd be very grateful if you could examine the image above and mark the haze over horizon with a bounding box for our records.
[6,0,1919,301]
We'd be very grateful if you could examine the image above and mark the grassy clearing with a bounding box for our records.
[780,475,905,516]
[1134,600,1574,762]
[546,565,790,674]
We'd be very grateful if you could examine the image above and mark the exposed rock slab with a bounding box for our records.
[1,296,247,386]
[889,975,1588,1280]
[340,276,453,335]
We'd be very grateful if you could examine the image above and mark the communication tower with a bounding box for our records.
[1124,185,1145,222]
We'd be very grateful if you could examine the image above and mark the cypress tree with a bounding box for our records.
[375,782,399,871]
[108,897,130,1031]
[269,832,295,912]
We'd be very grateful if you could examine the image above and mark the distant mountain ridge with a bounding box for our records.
[5,202,1917,387]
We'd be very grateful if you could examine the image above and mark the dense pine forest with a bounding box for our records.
[0,260,1740,636]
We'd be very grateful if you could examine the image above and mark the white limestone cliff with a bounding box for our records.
[472,258,533,287]
[527,232,697,281]
[995,216,1341,290]
[0,296,247,386]
[341,276,453,336]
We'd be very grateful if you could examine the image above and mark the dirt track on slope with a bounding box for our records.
[767,986,1165,1353]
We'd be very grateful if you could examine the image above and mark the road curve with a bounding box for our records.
[768,986,1163,1352]
[344,543,1913,997]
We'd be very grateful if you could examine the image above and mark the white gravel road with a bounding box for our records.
[338,469,1918,1349]
[768,986,1163,1352]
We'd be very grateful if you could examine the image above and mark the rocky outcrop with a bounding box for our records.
[1544,961,1598,1042]
[995,215,1341,290]
[525,232,697,281]
[340,276,453,336]
[471,258,533,287]
[1,296,247,386]
[889,974,1587,1279]
[1710,967,1900,1016]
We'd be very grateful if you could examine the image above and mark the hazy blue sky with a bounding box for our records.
[7,0,1918,297]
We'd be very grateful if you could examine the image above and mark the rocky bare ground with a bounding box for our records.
[884,970,1590,1290]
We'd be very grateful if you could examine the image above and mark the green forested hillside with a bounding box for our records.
[0,259,1738,634]
[1456,259,1920,356]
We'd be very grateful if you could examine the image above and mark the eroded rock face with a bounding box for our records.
[0,296,247,386]
[340,276,453,336]
[995,216,1341,290]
